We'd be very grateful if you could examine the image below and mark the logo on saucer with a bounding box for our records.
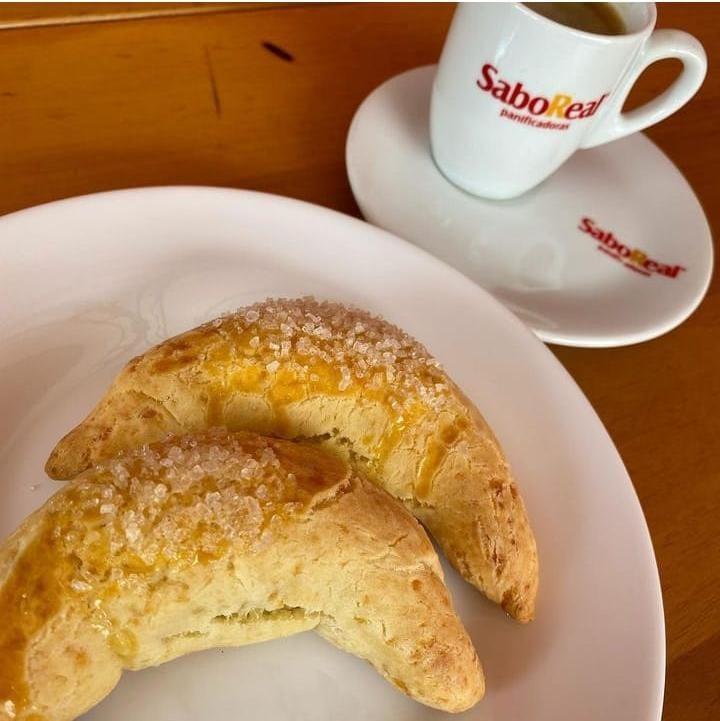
[578,217,686,279]
[476,63,609,131]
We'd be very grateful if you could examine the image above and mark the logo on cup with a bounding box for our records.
[476,63,609,131]
[579,217,685,278]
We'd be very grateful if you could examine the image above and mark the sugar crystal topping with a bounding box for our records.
[205,297,451,412]
[47,430,343,597]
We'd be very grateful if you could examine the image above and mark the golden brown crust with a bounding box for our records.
[46,297,538,621]
[3,431,483,720]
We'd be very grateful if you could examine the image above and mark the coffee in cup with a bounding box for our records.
[524,3,626,36]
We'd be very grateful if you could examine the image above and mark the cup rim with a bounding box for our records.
[516,2,657,42]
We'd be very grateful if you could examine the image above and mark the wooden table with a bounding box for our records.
[0,3,718,719]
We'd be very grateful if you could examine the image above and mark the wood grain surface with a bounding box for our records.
[0,3,718,719]
[0,3,267,29]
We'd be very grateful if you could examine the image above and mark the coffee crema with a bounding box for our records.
[524,3,626,36]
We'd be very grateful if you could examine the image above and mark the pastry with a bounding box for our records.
[2,430,483,720]
[46,297,538,621]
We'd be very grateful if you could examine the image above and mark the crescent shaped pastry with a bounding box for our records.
[46,297,538,621]
[2,430,483,720]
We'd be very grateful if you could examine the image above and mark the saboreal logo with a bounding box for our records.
[579,217,686,279]
[476,63,609,120]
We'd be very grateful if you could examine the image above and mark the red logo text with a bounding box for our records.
[477,63,609,131]
[579,217,685,279]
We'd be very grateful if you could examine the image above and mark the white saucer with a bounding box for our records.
[346,65,713,347]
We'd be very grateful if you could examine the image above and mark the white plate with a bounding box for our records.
[0,187,664,721]
[346,66,714,348]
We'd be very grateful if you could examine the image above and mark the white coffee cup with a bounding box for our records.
[430,3,707,200]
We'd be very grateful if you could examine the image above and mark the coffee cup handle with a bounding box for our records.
[580,29,706,149]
